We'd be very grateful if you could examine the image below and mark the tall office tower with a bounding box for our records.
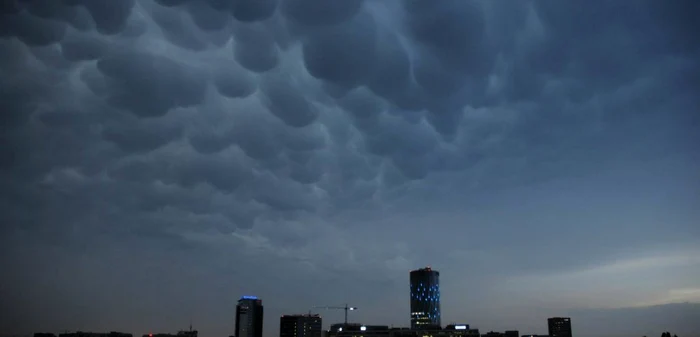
[410,267,441,330]
[280,314,322,337]
[547,317,572,337]
[236,296,264,337]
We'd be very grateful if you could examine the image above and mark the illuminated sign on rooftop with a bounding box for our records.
[241,295,258,300]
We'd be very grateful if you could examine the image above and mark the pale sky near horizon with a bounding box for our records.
[1,0,698,337]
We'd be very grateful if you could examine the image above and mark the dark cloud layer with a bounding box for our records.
[1,1,698,337]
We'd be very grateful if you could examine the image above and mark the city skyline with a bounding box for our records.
[24,268,699,337]
[1,1,698,337]
[24,303,700,337]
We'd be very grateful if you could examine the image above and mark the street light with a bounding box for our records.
[345,305,357,325]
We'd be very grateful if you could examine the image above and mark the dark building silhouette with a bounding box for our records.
[482,331,518,337]
[328,325,477,337]
[410,267,441,330]
[175,330,197,337]
[57,331,133,337]
[59,332,131,337]
[547,317,572,337]
[236,296,264,337]
[280,314,322,337]
[521,335,549,337]
[141,328,197,337]
[329,324,390,336]
[35,334,57,337]
[483,332,504,337]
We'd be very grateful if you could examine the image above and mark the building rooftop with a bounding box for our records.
[411,266,436,272]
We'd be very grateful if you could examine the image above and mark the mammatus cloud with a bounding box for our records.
[1,0,698,336]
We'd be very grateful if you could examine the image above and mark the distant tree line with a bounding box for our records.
[651,332,678,337]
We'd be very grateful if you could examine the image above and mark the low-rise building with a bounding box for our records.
[328,324,479,337]
[59,332,132,337]
[142,329,197,337]
[280,314,323,337]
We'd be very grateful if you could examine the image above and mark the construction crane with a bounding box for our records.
[312,304,358,325]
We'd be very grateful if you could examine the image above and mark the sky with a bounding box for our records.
[0,0,699,337]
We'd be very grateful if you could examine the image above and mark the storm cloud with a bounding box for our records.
[1,1,698,337]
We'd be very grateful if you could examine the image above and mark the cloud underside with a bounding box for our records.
[0,0,699,334]
[2,0,697,231]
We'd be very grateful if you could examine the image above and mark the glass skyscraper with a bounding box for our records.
[409,267,441,330]
[236,296,264,337]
